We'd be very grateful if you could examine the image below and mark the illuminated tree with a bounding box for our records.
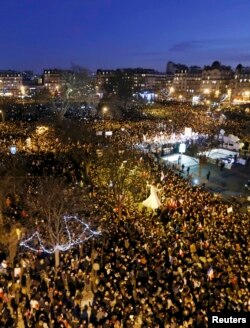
[21,178,100,267]
[91,147,149,218]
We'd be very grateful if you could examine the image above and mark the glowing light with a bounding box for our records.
[215,90,220,97]
[179,143,186,153]
[36,126,49,135]
[10,145,17,155]
[192,96,200,105]
[169,86,175,94]
[20,86,26,96]
[20,215,101,254]
[207,266,214,281]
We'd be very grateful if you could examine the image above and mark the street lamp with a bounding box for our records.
[169,86,175,95]
[103,106,108,120]
[10,145,17,195]
[0,110,4,122]
[244,91,250,101]
[206,100,211,109]
[168,119,174,136]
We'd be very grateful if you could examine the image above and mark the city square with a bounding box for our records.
[0,100,249,328]
[0,1,250,327]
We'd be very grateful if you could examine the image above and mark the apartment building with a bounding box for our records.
[43,69,73,93]
[201,62,233,98]
[96,68,167,96]
[0,70,23,97]
[234,65,250,102]
[165,61,237,101]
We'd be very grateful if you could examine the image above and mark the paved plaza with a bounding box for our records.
[162,153,250,208]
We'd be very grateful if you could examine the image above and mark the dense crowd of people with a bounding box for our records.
[0,104,249,327]
[0,158,249,327]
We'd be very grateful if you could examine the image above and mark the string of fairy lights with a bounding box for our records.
[19,215,101,254]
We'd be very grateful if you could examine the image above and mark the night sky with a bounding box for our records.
[0,0,250,73]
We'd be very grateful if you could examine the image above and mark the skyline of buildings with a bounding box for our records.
[1,59,249,75]
[1,60,250,103]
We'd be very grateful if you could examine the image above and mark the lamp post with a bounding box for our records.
[10,145,17,195]
[168,119,174,142]
[168,119,173,134]
[0,110,4,122]
[103,106,108,120]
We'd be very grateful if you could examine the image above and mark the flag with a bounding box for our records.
[227,206,233,213]
[207,266,214,281]
[179,249,184,257]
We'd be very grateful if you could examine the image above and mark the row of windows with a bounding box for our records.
[0,74,21,77]
[0,78,21,81]
[44,80,62,83]
[0,83,22,87]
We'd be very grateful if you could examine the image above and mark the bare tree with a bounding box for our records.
[52,65,95,120]
[21,177,100,267]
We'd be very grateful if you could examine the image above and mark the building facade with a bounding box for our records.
[0,71,23,97]
[233,66,250,102]
[96,68,167,96]
[165,61,236,102]
[43,69,73,94]
[201,62,233,99]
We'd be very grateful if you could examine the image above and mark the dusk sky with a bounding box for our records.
[1,0,250,73]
